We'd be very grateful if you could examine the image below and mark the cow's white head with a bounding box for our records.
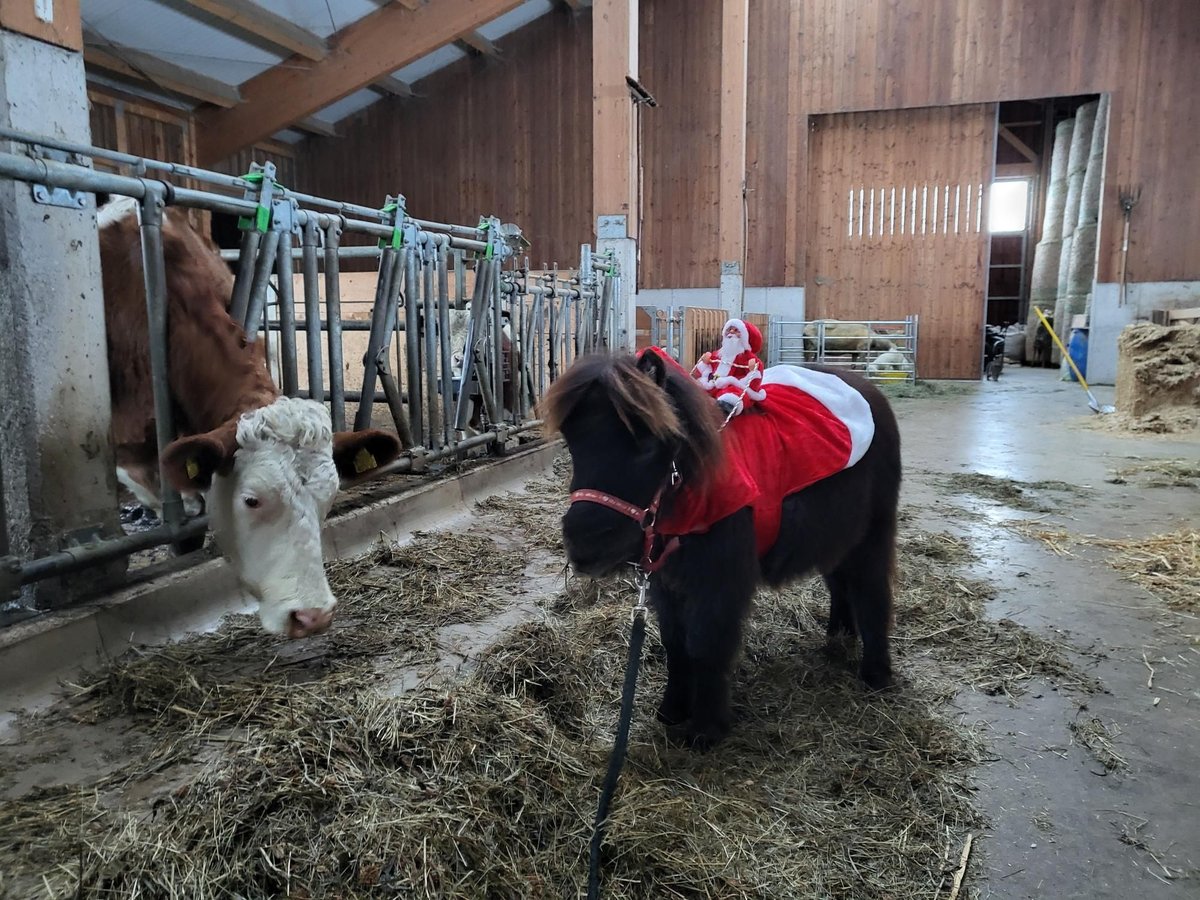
[162,397,400,637]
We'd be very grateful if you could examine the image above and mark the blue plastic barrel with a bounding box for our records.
[1066,327,1089,382]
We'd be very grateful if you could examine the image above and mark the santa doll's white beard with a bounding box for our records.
[716,333,743,378]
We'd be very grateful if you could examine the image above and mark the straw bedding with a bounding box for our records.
[0,459,1099,899]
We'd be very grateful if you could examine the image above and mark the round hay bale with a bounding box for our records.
[1066,222,1099,301]
[1051,296,1068,364]
[1078,95,1109,228]
[1030,238,1063,301]
[1057,232,1074,298]
[1067,100,1098,177]
[1061,171,1085,239]
[1042,177,1068,241]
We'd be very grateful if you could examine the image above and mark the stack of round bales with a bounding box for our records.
[1053,99,1099,364]
[1026,117,1074,362]
[1059,95,1109,376]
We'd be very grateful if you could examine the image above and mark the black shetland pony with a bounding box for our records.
[541,350,902,750]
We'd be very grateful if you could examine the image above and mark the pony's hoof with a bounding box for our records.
[656,700,689,728]
[860,659,894,692]
[667,717,731,752]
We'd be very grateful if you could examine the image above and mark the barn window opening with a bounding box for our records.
[988,178,1031,233]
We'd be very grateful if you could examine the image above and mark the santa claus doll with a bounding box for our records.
[691,317,767,416]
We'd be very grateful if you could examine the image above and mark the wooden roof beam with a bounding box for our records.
[456,30,499,56]
[999,125,1039,164]
[371,75,415,97]
[196,0,523,164]
[83,30,241,108]
[294,117,340,138]
[174,0,327,61]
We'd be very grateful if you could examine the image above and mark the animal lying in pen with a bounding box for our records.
[541,348,901,748]
[97,197,401,638]
[866,349,914,376]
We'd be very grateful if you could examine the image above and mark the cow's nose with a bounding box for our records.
[287,607,334,638]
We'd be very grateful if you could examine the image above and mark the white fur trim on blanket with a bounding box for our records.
[760,365,875,467]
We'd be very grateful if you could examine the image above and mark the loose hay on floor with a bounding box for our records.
[0,466,1100,899]
[1005,523,1199,614]
[938,473,1084,512]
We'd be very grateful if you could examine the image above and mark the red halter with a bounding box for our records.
[568,463,682,574]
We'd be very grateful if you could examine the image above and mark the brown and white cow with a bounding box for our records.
[98,197,400,638]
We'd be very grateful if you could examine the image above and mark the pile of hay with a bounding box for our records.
[0,468,1097,899]
[1112,458,1200,489]
[1112,323,1200,431]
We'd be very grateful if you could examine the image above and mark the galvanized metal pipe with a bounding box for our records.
[300,219,324,403]
[354,248,399,431]
[243,228,281,338]
[437,243,455,448]
[137,191,185,532]
[322,220,347,431]
[221,245,382,262]
[422,250,441,448]
[403,244,424,447]
[276,236,300,396]
[491,261,505,424]
[229,228,262,325]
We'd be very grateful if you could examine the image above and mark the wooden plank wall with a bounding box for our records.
[806,105,996,379]
[295,9,592,272]
[638,0,722,289]
[281,0,1199,291]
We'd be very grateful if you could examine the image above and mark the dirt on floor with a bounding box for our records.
[1,366,1197,899]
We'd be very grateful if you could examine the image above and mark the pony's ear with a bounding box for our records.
[636,349,668,387]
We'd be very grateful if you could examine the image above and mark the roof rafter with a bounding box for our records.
[294,117,340,138]
[174,0,328,61]
[456,29,499,56]
[371,75,416,97]
[83,29,241,108]
[196,0,523,164]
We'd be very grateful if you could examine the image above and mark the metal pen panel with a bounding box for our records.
[322,220,346,431]
[301,219,324,404]
[491,260,504,424]
[275,235,299,397]
[403,245,424,447]
[243,228,281,339]
[353,248,398,432]
[422,248,440,448]
[137,192,183,530]
[437,243,454,448]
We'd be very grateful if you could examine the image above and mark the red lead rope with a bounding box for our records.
[569,463,682,574]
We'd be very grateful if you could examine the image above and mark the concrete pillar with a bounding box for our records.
[0,27,124,607]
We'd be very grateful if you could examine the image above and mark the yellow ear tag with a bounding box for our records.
[186,459,200,480]
[353,448,377,474]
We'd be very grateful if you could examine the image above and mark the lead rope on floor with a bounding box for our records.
[586,571,650,900]
[586,395,742,898]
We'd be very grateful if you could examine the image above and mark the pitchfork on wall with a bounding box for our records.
[1117,184,1142,307]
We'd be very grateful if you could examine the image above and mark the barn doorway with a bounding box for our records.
[805,103,997,379]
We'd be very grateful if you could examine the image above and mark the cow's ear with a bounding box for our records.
[162,423,239,494]
[332,429,402,479]
[636,348,668,387]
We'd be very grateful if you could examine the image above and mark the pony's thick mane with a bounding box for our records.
[539,353,725,485]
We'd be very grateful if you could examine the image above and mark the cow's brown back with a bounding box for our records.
[100,201,277,481]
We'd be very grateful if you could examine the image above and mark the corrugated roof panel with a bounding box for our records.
[309,88,381,125]
[391,43,467,84]
[251,0,382,39]
[477,0,555,41]
[83,0,284,86]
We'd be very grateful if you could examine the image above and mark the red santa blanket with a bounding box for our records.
[644,348,876,557]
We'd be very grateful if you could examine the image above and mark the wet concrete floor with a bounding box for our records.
[893,366,1198,898]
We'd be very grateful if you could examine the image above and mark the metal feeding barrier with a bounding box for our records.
[0,129,621,616]
[768,316,920,382]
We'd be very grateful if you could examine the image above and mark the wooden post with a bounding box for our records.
[592,0,640,349]
[718,0,748,310]
[592,0,638,236]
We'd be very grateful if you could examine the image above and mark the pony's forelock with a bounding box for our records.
[539,353,725,485]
